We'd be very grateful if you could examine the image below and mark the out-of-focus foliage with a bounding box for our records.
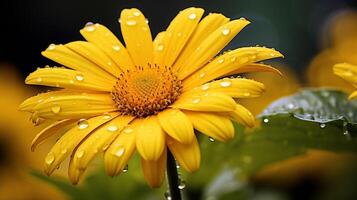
[0,65,67,200]
[307,10,357,92]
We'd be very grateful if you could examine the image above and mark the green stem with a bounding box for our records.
[167,150,182,200]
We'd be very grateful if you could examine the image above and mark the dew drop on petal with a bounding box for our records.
[222,28,230,36]
[126,19,137,26]
[218,58,224,64]
[107,125,118,132]
[164,191,172,200]
[45,153,55,165]
[188,13,197,20]
[77,149,85,158]
[178,180,186,190]
[209,137,215,142]
[263,118,269,123]
[243,92,250,97]
[36,77,43,82]
[199,72,206,78]
[122,164,128,172]
[85,22,96,32]
[102,113,111,119]
[123,127,133,134]
[102,144,110,151]
[113,147,125,157]
[145,18,149,24]
[112,45,120,51]
[78,119,89,130]
[220,79,232,87]
[192,98,201,104]
[75,74,84,81]
[157,44,164,51]
[51,105,61,114]
[61,148,68,154]
[47,44,56,50]
[133,11,140,16]
[201,84,209,91]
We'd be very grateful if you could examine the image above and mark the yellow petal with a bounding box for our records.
[24,68,114,92]
[183,47,283,90]
[348,90,357,100]
[167,136,200,173]
[333,63,357,87]
[184,111,234,142]
[183,78,265,98]
[43,113,119,175]
[104,122,137,176]
[68,156,83,185]
[66,41,121,76]
[153,31,166,62]
[158,109,194,144]
[20,90,71,112]
[141,148,166,188]
[171,92,236,112]
[70,115,135,175]
[31,93,116,120]
[80,23,134,71]
[41,44,115,81]
[226,63,282,77]
[154,7,204,67]
[178,19,251,79]
[31,119,77,151]
[227,104,255,128]
[120,8,153,67]
[136,116,165,161]
[173,13,230,71]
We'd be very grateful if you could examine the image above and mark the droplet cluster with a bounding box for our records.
[112,64,182,117]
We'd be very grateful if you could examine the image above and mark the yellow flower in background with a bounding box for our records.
[307,10,357,92]
[239,64,300,116]
[19,7,282,187]
[0,65,66,200]
[333,63,357,99]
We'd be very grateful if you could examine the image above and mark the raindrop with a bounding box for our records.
[287,103,295,109]
[113,147,125,157]
[122,164,128,172]
[78,119,89,130]
[201,84,209,91]
[123,127,133,134]
[145,18,149,24]
[157,44,164,51]
[103,113,111,119]
[75,74,84,81]
[47,44,56,50]
[178,180,186,190]
[218,58,224,64]
[112,45,120,51]
[133,11,140,16]
[107,125,118,132]
[320,123,326,128]
[51,105,61,114]
[239,17,246,20]
[61,148,68,154]
[199,72,206,78]
[36,77,43,82]
[192,98,201,104]
[263,118,269,123]
[69,80,74,84]
[188,13,197,20]
[85,22,96,32]
[102,144,110,151]
[77,149,85,158]
[126,20,137,26]
[222,27,230,36]
[243,92,250,97]
[164,191,172,200]
[45,153,55,165]
[220,79,232,87]
[209,137,215,142]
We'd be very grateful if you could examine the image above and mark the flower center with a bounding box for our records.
[112,64,182,117]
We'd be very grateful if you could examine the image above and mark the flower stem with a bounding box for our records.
[167,150,182,200]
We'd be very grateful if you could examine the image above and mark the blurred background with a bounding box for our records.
[1,0,357,199]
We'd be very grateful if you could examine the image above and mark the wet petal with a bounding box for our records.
[158,109,194,144]
[184,111,234,142]
[348,90,357,100]
[227,104,255,128]
[167,136,200,173]
[333,63,357,87]
[141,149,166,188]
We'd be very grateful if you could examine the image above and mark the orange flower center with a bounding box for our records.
[112,64,182,117]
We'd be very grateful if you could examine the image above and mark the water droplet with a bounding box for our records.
[222,27,230,36]
[320,123,326,128]
[45,153,55,165]
[103,113,111,119]
[164,191,172,200]
[157,44,164,51]
[77,149,85,158]
[102,144,110,151]
[61,148,68,154]
[126,20,137,26]
[122,164,128,172]
[133,11,140,16]
[75,74,84,81]
[188,13,197,20]
[123,127,133,134]
[85,22,96,32]
[51,105,61,114]
[69,80,74,84]
[220,79,232,87]
[47,44,56,50]
[78,119,89,130]
[231,57,237,62]
[239,17,247,20]
[107,125,118,132]
[199,72,206,78]
[218,58,224,64]
[36,77,43,82]
[201,84,209,91]
[145,18,149,24]
[178,180,186,190]
[287,103,295,109]
[192,98,201,104]
[118,18,122,23]
[243,92,250,97]
[263,118,269,123]
[113,147,125,157]
[112,45,120,51]
[209,137,215,142]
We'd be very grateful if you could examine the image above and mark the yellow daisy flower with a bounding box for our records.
[20,7,282,187]
[333,63,357,99]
